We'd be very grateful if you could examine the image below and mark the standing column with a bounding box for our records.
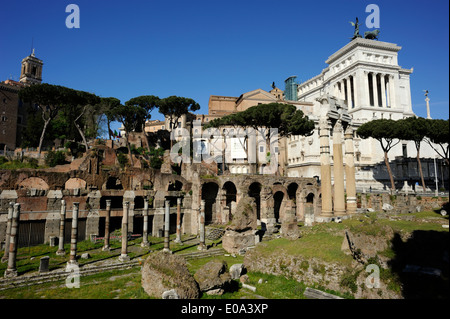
[386,76,391,108]
[163,200,171,253]
[4,203,20,278]
[198,200,206,250]
[380,74,387,108]
[67,203,79,267]
[344,78,351,107]
[333,121,346,216]
[348,77,354,108]
[319,117,333,217]
[352,73,359,108]
[102,200,111,251]
[364,71,370,106]
[425,96,431,119]
[345,126,357,214]
[1,202,14,263]
[141,197,150,247]
[119,201,130,262]
[174,197,182,244]
[389,75,397,108]
[56,200,66,256]
[372,73,379,107]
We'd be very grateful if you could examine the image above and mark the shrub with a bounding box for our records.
[45,150,67,167]
[117,153,129,168]
[150,156,162,169]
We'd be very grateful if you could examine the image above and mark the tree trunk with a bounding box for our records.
[384,151,396,192]
[125,135,134,166]
[416,144,426,192]
[74,106,89,152]
[107,119,112,140]
[74,122,89,153]
[38,118,51,157]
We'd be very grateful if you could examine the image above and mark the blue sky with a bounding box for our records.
[0,0,448,134]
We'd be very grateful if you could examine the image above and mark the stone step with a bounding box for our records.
[303,287,343,299]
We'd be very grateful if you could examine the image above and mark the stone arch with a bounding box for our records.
[201,182,219,224]
[222,181,237,206]
[287,182,299,201]
[18,177,49,190]
[103,177,123,190]
[64,178,87,190]
[168,180,183,191]
[248,182,262,220]
[273,191,284,223]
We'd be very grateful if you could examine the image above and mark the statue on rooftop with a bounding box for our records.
[349,17,362,40]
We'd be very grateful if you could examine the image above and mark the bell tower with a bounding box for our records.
[19,49,43,85]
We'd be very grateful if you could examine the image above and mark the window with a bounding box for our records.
[1,116,7,122]
[259,146,264,152]
[402,144,407,158]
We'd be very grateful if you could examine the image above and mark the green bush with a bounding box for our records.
[45,150,67,167]
[149,156,162,169]
[117,153,129,168]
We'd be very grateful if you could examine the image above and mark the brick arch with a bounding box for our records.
[64,178,87,190]
[17,177,49,190]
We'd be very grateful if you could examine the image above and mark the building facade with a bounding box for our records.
[0,50,43,152]
[287,38,446,191]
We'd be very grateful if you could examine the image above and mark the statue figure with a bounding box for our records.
[349,17,362,40]
[364,29,380,40]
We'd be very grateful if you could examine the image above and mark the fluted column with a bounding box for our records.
[389,75,397,108]
[348,77,353,108]
[333,121,346,216]
[345,126,357,214]
[319,117,333,217]
[364,71,370,106]
[380,74,387,108]
[56,200,66,256]
[372,73,379,107]
[352,73,359,108]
